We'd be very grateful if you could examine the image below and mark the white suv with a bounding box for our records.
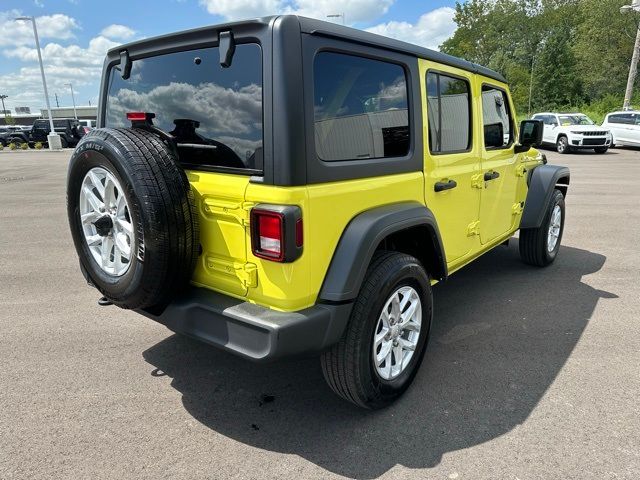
[531,112,611,154]
[601,111,640,147]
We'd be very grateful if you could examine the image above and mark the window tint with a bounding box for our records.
[608,114,634,125]
[313,52,409,161]
[426,72,471,153]
[482,86,513,148]
[106,43,263,172]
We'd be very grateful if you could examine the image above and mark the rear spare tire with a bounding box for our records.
[67,128,199,310]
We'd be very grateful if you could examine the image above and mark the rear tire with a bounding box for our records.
[321,251,432,409]
[519,189,565,267]
[67,128,199,310]
[61,136,68,148]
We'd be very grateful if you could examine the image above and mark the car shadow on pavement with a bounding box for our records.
[143,244,614,478]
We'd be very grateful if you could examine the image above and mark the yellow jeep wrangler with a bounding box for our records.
[67,16,569,409]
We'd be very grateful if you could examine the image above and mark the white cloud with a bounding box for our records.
[199,0,284,20]
[0,11,135,112]
[366,7,456,50]
[0,11,79,47]
[107,82,262,135]
[286,0,393,24]
[4,36,119,67]
[107,81,263,158]
[101,24,136,40]
[199,0,393,24]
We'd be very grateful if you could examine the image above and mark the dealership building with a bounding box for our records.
[0,105,97,127]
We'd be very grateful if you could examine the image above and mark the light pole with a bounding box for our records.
[621,0,640,110]
[15,16,61,150]
[327,13,345,25]
[0,94,7,118]
[528,54,536,117]
[65,83,77,119]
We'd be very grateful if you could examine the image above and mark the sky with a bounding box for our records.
[0,0,458,113]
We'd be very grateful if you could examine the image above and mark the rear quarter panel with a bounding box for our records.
[244,172,425,311]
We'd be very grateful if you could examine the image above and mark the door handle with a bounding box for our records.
[484,171,500,181]
[434,179,457,192]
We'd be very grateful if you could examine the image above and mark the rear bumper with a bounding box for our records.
[138,288,353,362]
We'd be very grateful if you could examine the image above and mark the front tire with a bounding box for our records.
[556,136,570,154]
[519,189,565,267]
[320,251,432,409]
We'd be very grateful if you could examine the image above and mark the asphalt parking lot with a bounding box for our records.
[1,147,639,479]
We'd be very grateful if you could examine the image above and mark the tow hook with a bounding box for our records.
[98,296,113,306]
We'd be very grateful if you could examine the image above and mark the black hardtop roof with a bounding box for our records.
[108,14,507,84]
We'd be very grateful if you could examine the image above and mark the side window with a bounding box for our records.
[482,85,513,148]
[548,116,559,126]
[609,114,633,124]
[313,52,409,161]
[426,71,471,153]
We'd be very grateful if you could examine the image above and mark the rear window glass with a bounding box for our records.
[105,43,263,172]
[313,52,409,161]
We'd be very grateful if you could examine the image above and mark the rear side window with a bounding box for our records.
[313,52,409,161]
[106,43,263,172]
[608,114,634,125]
[482,85,513,149]
[426,72,471,153]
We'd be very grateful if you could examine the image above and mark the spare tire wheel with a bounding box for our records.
[67,127,199,310]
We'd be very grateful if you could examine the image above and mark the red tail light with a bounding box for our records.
[126,112,155,125]
[251,206,303,263]
[126,112,147,121]
[255,211,284,260]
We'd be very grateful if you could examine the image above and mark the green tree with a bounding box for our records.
[440,0,634,113]
[573,0,634,102]
[532,23,584,111]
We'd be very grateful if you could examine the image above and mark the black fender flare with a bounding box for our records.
[520,164,570,229]
[8,132,29,143]
[318,202,447,303]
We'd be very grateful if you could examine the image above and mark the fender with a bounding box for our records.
[8,132,29,143]
[520,164,570,229]
[318,202,447,303]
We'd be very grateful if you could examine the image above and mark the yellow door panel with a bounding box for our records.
[419,59,482,264]
[477,81,521,244]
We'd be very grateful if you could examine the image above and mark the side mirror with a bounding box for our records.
[515,119,543,153]
[484,122,504,148]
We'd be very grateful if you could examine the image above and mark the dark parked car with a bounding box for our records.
[29,118,85,148]
[0,125,24,146]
